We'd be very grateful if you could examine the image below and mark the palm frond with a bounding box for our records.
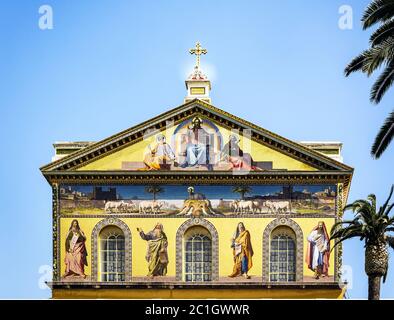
[371,110,394,158]
[370,20,394,46]
[345,53,367,76]
[387,235,394,249]
[386,203,394,217]
[381,185,394,213]
[362,38,394,75]
[384,264,389,282]
[345,200,375,222]
[362,0,394,29]
[330,222,364,241]
[370,61,394,103]
[330,232,364,251]
[368,194,377,212]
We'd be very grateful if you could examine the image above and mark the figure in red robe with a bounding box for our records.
[63,219,88,279]
[221,135,261,171]
[306,221,330,279]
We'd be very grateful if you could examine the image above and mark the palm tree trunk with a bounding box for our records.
[368,275,381,300]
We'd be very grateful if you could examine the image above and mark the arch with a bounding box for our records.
[269,227,296,282]
[184,229,212,282]
[262,218,303,282]
[99,226,125,282]
[176,218,219,281]
[173,117,222,135]
[91,218,132,281]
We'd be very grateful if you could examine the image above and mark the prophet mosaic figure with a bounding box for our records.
[137,223,169,277]
[228,222,254,279]
[306,221,330,279]
[63,219,88,279]
[142,134,176,170]
[221,134,260,171]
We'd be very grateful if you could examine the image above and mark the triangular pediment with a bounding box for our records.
[40,99,353,173]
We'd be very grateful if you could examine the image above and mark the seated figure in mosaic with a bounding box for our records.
[142,134,176,170]
[220,134,260,171]
[179,117,213,170]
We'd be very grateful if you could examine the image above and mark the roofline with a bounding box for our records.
[40,99,353,172]
[40,99,200,171]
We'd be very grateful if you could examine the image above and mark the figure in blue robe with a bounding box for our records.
[180,117,212,170]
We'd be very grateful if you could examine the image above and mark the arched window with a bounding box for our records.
[99,226,125,282]
[184,226,212,282]
[269,227,296,282]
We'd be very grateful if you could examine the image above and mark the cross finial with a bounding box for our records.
[189,42,207,69]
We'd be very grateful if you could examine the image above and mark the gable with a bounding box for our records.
[77,117,317,171]
[40,99,353,173]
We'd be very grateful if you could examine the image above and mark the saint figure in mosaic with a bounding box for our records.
[63,219,88,279]
[306,221,330,279]
[221,134,260,171]
[142,134,176,170]
[228,222,254,279]
[137,223,168,277]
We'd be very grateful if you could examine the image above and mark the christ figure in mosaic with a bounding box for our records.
[179,117,212,170]
[228,222,254,279]
[63,219,88,279]
[137,223,168,277]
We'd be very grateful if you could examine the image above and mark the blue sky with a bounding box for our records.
[0,0,393,299]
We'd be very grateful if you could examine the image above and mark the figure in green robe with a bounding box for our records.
[137,223,168,277]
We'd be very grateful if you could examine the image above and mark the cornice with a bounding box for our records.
[43,170,352,184]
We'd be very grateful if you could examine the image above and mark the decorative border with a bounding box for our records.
[91,218,132,281]
[59,213,337,219]
[337,183,344,219]
[52,183,60,281]
[175,218,219,281]
[44,171,352,183]
[262,218,304,282]
[335,183,344,282]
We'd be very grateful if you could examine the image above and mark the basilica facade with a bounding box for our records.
[41,44,353,299]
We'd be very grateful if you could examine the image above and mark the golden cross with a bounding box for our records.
[189,42,207,69]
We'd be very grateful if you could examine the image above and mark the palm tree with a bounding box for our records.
[232,186,251,200]
[345,0,394,158]
[330,185,394,300]
[144,185,164,201]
